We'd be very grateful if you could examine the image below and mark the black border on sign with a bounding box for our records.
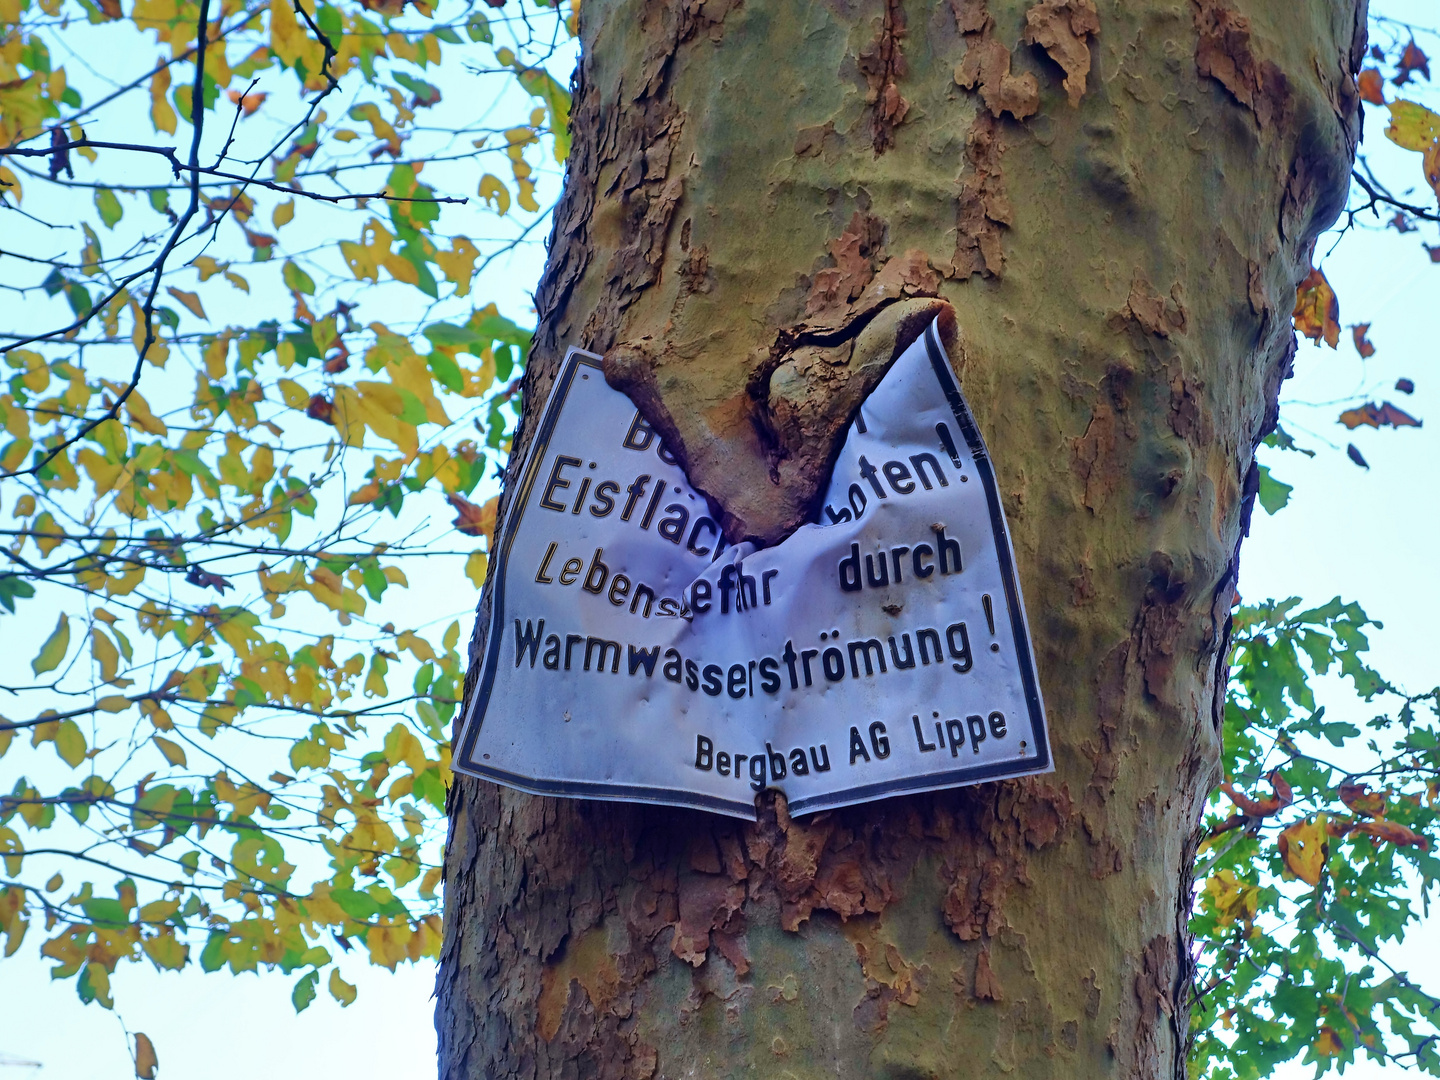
[453,324,1050,820]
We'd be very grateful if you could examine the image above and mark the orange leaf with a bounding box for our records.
[165,287,206,321]
[1396,40,1431,85]
[1293,267,1340,348]
[1358,68,1385,106]
[225,89,267,116]
[1337,401,1422,430]
[1338,781,1386,817]
[1220,770,1293,818]
[447,494,497,540]
[1350,322,1375,358]
[1353,818,1429,850]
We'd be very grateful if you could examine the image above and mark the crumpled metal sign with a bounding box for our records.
[453,319,1050,818]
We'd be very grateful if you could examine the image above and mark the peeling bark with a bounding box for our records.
[440,0,1367,1077]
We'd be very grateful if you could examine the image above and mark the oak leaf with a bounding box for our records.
[1277,817,1329,886]
[1337,401,1421,430]
[1338,781,1386,817]
[1352,818,1429,850]
[1219,770,1293,818]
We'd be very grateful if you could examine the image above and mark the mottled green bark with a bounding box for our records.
[438,0,1365,1077]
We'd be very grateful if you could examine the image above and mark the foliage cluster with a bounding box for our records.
[0,0,574,1037]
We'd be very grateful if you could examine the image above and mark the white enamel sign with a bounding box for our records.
[453,319,1050,818]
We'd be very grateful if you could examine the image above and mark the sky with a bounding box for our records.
[4,8,1440,1080]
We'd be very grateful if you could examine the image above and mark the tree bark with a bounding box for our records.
[438,0,1365,1076]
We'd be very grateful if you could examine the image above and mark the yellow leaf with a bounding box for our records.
[477,174,510,215]
[91,627,121,682]
[141,932,187,970]
[97,696,130,712]
[223,270,250,293]
[0,165,23,206]
[150,64,177,135]
[328,968,357,1006]
[1386,99,1440,151]
[434,237,479,298]
[46,873,62,892]
[12,494,35,518]
[340,240,378,282]
[0,825,22,875]
[396,631,435,662]
[1293,267,1340,350]
[1314,1026,1344,1058]
[193,256,225,280]
[33,512,63,556]
[125,392,168,436]
[464,550,488,589]
[133,1032,158,1079]
[152,735,187,767]
[32,614,70,675]
[272,199,295,228]
[203,334,230,379]
[419,866,443,899]
[54,720,87,767]
[140,699,173,731]
[69,121,97,163]
[1278,816,1330,886]
[165,287,207,321]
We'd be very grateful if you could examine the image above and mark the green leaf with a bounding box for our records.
[54,720,87,767]
[0,575,36,614]
[509,62,572,162]
[426,350,463,393]
[94,187,122,229]
[282,260,315,295]
[328,888,380,920]
[423,323,480,350]
[473,311,532,352]
[1262,424,1315,457]
[32,614,70,675]
[199,930,226,972]
[465,11,492,42]
[80,897,128,927]
[1256,465,1292,515]
[292,970,319,1012]
[392,71,441,107]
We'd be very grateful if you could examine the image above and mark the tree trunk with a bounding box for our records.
[438,0,1364,1076]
